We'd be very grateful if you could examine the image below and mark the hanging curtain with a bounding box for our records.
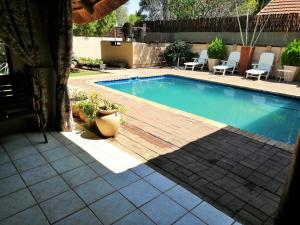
[0,0,48,124]
[54,0,74,131]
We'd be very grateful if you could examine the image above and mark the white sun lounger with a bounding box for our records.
[213,51,240,76]
[184,50,208,71]
[246,52,275,80]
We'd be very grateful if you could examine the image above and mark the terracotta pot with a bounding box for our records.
[238,46,255,75]
[208,58,220,72]
[283,65,300,82]
[95,109,121,137]
[78,109,88,123]
[72,101,80,117]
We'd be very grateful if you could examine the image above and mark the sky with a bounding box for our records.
[127,0,140,14]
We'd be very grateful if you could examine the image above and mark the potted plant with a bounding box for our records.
[122,22,134,42]
[95,98,126,137]
[207,37,227,72]
[77,93,101,126]
[70,89,87,117]
[281,39,300,82]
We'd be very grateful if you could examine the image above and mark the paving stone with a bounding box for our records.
[113,209,155,225]
[30,176,69,202]
[120,179,161,207]
[62,165,98,187]
[8,145,38,160]
[41,146,72,162]
[173,213,206,225]
[14,154,47,172]
[89,161,111,176]
[0,189,36,220]
[140,194,187,225]
[0,174,26,198]
[130,164,154,177]
[191,202,234,225]
[74,177,115,204]
[40,190,85,223]
[51,155,84,174]
[218,193,245,213]
[76,151,96,164]
[235,209,263,225]
[21,164,57,186]
[0,152,10,165]
[144,172,176,192]
[103,170,140,189]
[0,206,49,225]
[165,185,202,210]
[90,192,135,225]
[53,208,102,225]
[0,162,17,179]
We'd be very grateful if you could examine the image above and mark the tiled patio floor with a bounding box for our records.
[0,131,241,225]
[69,68,296,225]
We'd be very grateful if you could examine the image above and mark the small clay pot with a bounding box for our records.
[72,101,80,117]
[78,108,88,123]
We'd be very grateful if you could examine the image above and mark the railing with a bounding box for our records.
[137,14,300,32]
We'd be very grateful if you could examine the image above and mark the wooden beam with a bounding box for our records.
[80,0,94,15]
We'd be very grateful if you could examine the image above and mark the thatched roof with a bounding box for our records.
[258,0,300,15]
[72,0,128,24]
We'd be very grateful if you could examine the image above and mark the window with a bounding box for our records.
[0,41,9,75]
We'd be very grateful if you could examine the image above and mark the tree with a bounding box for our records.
[116,5,129,26]
[128,14,143,25]
[73,11,117,36]
[138,0,169,20]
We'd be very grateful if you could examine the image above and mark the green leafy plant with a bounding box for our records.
[163,41,197,66]
[79,57,103,65]
[281,39,300,66]
[100,98,126,113]
[70,89,88,101]
[207,37,227,60]
[77,92,101,124]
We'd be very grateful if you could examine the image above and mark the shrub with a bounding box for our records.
[79,57,103,65]
[163,41,197,66]
[281,39,300,66]
[207,37,227,60]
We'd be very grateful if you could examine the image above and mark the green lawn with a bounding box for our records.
[70,70,104,77]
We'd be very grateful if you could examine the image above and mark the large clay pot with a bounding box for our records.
[78,108,88,123]
[95,109,121,137]
[72,101,80,117]
[283,65,300,82]
[208,58,220,72]
[238,46,255,75]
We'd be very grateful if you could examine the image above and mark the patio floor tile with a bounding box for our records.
[130,164,154,177]
[30,176,69,203]
[103,170,140,189]
[140,194,187,225]
[173,213,206,225]
[165,185,202,210]
[65,143,84,154]
[40,190,85,223]
[90,192,136,225]
[89,161,111,176]
[21,164,57,186]
[2,138,31,152]
[8,145,38,161]
[41,146,72,162]
[34,138,62,152]
[74,177,115,205]
[113,209,155,225]
[62,165,98,187]
[144,172,176,192]
[76,151,96,164]
[0,189,36,220]
[0,206,49,225]
[191,202,235,225]
[0,174,26,198]
[14,154,47,172]
[53,208,102,225]
[51,155,84,174]
[0,152,10,165]
[0,162,17,179]
[120,179,161,207]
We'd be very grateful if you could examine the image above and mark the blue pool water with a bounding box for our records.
[97,75,300,144]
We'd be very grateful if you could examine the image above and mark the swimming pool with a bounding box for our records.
[96,75,300,144]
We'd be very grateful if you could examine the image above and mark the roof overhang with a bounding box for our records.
[72,0,128,24]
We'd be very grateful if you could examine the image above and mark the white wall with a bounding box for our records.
[73,36,122,59]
